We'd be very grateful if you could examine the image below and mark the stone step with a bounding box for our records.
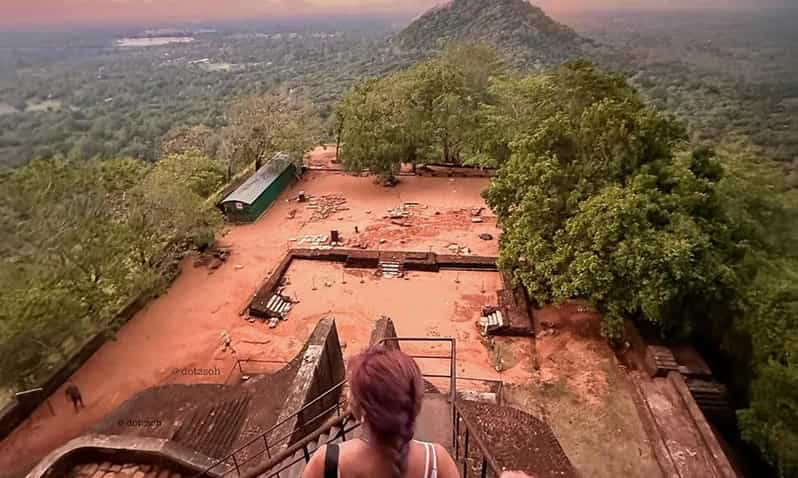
[277,423,345,478]
[265,294,291,317]
[379,261,404,278]
[478,310,504,334]
[174,396,251,458]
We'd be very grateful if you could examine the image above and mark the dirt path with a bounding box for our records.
[0,171,503,475]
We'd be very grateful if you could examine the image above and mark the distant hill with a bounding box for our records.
[394,0,589,69]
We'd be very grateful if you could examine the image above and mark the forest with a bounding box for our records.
[335,46,797,477]
[0,91,320,392]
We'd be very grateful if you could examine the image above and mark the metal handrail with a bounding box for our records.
[453,401,501,478]
[244,411,361,478]
[378,337,457,404]
[223,358,290,385]
[195,380,348,477]
[198,337,460,478]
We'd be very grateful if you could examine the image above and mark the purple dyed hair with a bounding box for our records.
[349,345,424,478]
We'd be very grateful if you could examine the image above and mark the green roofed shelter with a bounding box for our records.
[220,152,297,223]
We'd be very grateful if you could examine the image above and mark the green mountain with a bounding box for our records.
[394,0,589,69]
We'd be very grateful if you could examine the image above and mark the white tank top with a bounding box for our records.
[417,440,438,478]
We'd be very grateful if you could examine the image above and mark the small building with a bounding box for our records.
[219,153,297,223]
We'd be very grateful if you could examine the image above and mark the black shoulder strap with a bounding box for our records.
[324,443,339,478]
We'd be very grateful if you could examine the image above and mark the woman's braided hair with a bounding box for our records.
[349,345,424,478]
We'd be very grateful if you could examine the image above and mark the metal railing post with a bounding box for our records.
[481,457,487,478]
[232,454,241,476]
[450,339,457,404]
[303,444,311,463]
[463,428,470,477]
[263,434,272,459]
[454,410,460,459]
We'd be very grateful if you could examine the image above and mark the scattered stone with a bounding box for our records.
[287,209,297,219]
[324,281,332,287]
[132,471,146,478]
[471,207,484,216]
[268,318,279,328]
[235,264,244,270]
[110,464,122,472]
[479,233,494,241]
[387,206,411,219]
[99,462,113,472]
[471,217,484,223]
[341,341,347,349]
[305,193,348,221]
[380,239,387,244]
[365,210,372,214]
[84,464,100,475]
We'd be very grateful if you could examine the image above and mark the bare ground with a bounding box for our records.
[503,303,665,478]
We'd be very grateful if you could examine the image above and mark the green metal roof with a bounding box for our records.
[221,153,292,206]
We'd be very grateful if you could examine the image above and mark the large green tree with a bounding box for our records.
[481,61,797,476]
[336,44,507,176]
[484,61,734,337]
[0,152,224,389]
[222,91,322,175]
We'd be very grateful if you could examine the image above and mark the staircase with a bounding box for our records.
[686,378,735,424]
[194,336,575,478]
[263,294,292,318]
[478,310,503,335]
[174,396,252,459]
[378,260,403,278]
[276,421,352,478]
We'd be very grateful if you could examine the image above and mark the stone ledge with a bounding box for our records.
[25,434,222,478]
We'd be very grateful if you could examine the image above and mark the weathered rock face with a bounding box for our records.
[395,0,589,69]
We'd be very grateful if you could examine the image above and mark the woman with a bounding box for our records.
[302,345,459,478]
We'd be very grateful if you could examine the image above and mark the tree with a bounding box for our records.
[0,152,224,389]
[221,91,322,175]
[483,61,735,338]
[337,78,417,180]
[122,151,225,268]
[714,143,798,477]
[160,124,220,159]
[480,63,798,476]
[0,157,150,387]
[336,44,507,177]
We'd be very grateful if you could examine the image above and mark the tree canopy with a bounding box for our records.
[222,91,322,174]
[336,44,506,177]
[0,151,224,389]
[479,61,798,477]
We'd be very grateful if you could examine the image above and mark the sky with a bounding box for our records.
[0,0,783,29]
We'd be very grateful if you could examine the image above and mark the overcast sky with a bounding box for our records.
[1,0,785,28]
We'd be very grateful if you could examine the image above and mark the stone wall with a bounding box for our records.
[268,318,346,451]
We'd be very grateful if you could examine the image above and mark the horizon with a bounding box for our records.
[2,0,795,30]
